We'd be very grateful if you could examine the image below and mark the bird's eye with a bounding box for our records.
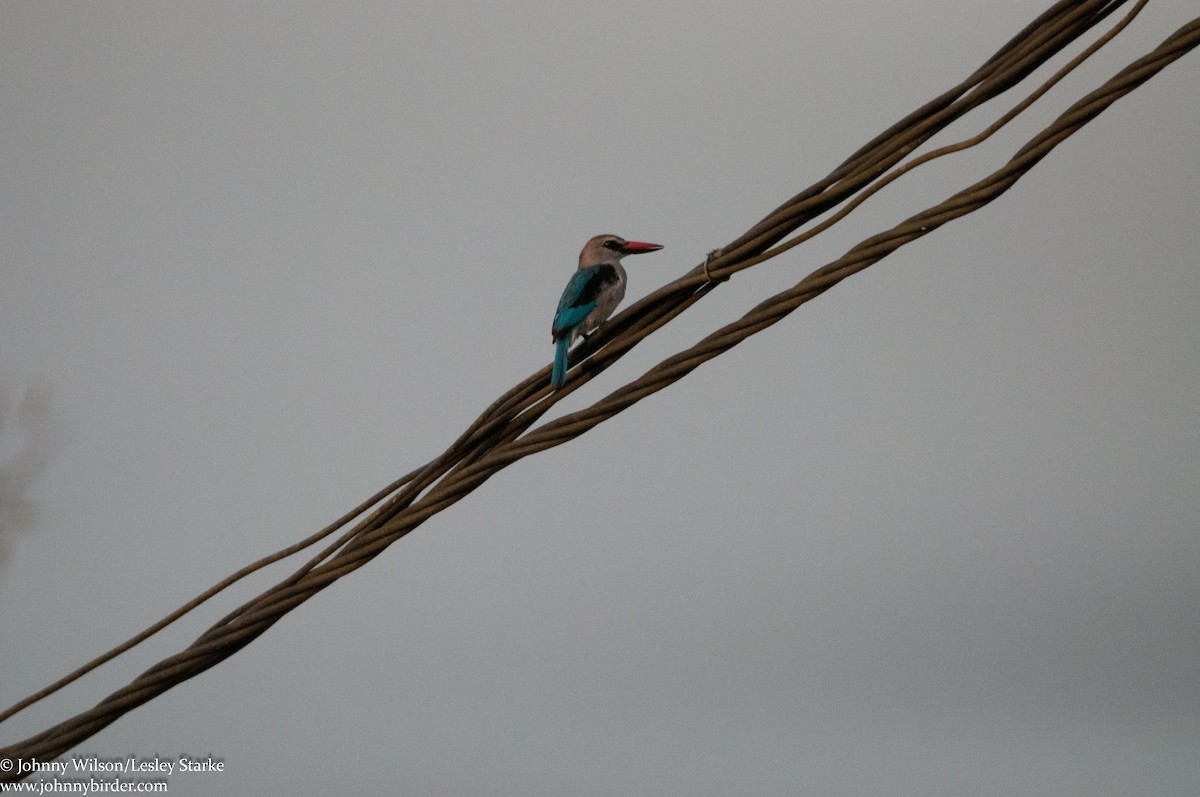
[603,239,623,251]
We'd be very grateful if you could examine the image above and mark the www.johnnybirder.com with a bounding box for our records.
[1,779,167,794]
[1,755,223,791]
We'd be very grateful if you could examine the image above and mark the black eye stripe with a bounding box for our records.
[603,240,623,250]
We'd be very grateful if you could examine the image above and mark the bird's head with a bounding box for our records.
[579,234,663,267]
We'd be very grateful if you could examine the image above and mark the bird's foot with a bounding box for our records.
[580,325,602,346]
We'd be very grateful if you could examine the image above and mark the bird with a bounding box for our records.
[550,234,663,388]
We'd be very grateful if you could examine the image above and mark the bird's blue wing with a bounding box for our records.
[552,265,617,338]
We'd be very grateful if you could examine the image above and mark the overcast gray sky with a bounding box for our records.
[2,2,1198,795]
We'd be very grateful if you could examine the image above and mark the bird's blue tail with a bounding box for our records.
[552,337,569,387]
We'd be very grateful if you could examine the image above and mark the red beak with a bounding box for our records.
[621,241,664,254]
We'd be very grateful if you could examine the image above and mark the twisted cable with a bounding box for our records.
[3,0,1196,772]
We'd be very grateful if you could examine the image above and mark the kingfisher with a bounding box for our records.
[550,234,663,388]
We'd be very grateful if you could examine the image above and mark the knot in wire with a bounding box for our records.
[703,249,727,282]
